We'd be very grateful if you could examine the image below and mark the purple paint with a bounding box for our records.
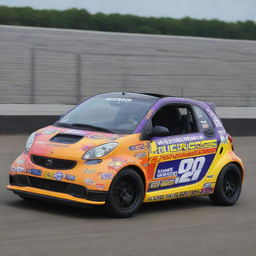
[134,97,210,133]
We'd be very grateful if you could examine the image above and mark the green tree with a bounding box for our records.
[0,5,255,40]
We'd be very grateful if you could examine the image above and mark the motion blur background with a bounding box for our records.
[0,0,256,134]
[0,1,256,256]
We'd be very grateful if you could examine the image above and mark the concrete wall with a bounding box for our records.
[0,25,256,106]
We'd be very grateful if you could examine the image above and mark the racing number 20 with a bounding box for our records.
[176,157,206,184]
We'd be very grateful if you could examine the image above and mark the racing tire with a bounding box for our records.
[209,163,242,206]
[104,168,144,218]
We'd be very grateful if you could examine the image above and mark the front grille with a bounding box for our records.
[11,175,87,198]
[31,155,77,170]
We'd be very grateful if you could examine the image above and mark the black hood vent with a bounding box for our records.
[50,133,83,144]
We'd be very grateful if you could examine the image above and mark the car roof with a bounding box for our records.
[97,92,213,110]
[99,92,173,100]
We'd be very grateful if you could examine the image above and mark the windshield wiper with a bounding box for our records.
[55,122,73,128]
[55,122,114,133]
[71,123,114,133]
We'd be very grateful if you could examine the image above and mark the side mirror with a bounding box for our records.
[151,126,170,138]
[140,122,169,140]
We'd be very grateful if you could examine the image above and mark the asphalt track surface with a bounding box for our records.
[0,135,255,256]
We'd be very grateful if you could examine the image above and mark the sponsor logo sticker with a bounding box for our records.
[27,168,42,176]
[105,97,133,102]
[96,184,105,190]
[15,167,26,173]
[129,144,147,151]
[83,169,96,174]
[101,173,113,180]
[54,172,64,181]
[85,178,94,185]
[65,174,76,181]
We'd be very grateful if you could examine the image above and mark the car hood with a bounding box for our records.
[29,125,127,160]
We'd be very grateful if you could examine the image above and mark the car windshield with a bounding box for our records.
[55,94,157,134]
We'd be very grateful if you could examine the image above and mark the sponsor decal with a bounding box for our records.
[135,152,147,159]
[101,173,113,180]
[149,148,216,163]
[201,183,214,194]
[149,179,175,190]
[64,129,86,136]
[146,109,154,120]
[165,190,202,199]
[16,159,24,165]
[203,182,212,188]
[148,195,164,201]
[148,186,215,201]
[83,169,96,174]
[96,184,105,190]
[10,167,16,173]
[149,181,161,189]
[12,167,26,173]
[161,179,176,187]
[85,178,94,185]
[218,129,228,143]
[27,168,42,176]
[107,135,120,141]
[16,167,25,173]
[65,174,76,181]
[154,167,177,179]
[150,139,217,156]
[85,159,102,165]
[42,129,58,135]
[46,172,55,180]
[35,141,69,148]
[206,108,223,128]
[82,145,94,151]
[154,155,215,187]
[201,188,213,194]
[155,134,204,147]
[129,144,147,151]
[105,97,133,102]
[54,172,64,181]
[108,158,125,170]
[89,134,108,140]
[175,157,206,184]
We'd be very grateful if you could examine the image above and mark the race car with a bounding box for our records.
[7,92,245,217]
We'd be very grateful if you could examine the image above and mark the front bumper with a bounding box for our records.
[8,189,102,208]
[7,174,107,205]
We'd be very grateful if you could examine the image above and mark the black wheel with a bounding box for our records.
[209,163,242,206]
[105,168,144,218]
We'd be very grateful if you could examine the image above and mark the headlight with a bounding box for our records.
[25,132,36,153]
[82,143,118,160]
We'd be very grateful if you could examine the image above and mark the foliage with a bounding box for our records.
[0,5,255,40]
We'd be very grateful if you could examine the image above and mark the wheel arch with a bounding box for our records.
[122,165,146,189]
[230,161,245,181]
[217,161,244,182]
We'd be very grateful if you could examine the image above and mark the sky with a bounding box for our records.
[0,0,255,22]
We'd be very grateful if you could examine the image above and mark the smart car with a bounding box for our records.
[7,92,245,217]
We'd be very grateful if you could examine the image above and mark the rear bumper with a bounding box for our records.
[7,184,107,206]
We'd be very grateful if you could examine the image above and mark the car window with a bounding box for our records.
[152,105,198,136]
[57,95,156,134]
[193,105,214,131]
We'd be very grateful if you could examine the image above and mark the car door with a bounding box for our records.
[147,103,219,192]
